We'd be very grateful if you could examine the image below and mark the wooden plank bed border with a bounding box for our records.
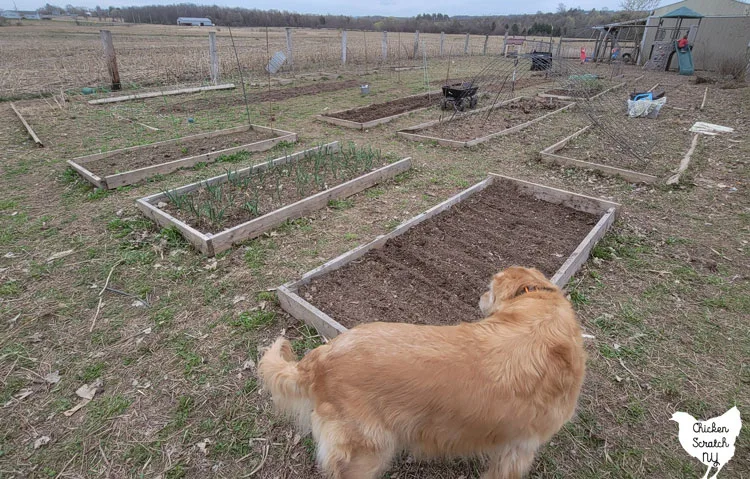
[68,124,297,189]
[87,83,236,105]
[537,81,626,102]
[540,125,659,184]
[278,174,620,340]
[136,143,413,256]
[10,102,43,147]
[316,91,441,130]
[397,97,574,148]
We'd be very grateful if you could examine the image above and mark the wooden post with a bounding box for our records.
[208,31,219,85]
[483,34,489,55]
[341,30,347,65]
[285,27,293,69]
[100,30,121,91]
[440,32,445,56]
[745,41,750,84]
[464,33,470,55]
[503,31,508,57]
[382,31,388,61]
[413,30,419,59]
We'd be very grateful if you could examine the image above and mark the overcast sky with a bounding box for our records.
[8,0,655,15]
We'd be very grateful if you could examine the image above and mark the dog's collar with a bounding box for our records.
[516,285,556,297]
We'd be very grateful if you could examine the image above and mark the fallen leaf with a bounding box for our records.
[232,295,247,305]
[44,371,61,384]
[76,378,102,400]
[204,261,218,271]
[34,436,51,449]
[46,249,74,263]
[196,439,211,455]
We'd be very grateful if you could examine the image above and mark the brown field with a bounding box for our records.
[1,21,749,479]
[0,19,585,98]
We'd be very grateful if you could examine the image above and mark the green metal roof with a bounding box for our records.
[661,6,704,18]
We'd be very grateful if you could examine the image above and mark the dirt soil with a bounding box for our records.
[299,182,598,328]
[326,93,436,123]
[82,127,276,177]
[418,97,569,141]
[158,80,361,113]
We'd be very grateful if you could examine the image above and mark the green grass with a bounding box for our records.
[78,362,106,382]
[327,198,354,210]
[86,188,110,201]
[0,281,21,298]
[87,395,132,423]
[0,199,17,210]
[230,310,276,331]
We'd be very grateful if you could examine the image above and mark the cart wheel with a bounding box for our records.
[458,99,466,111]
[441,99,449,110]
[470,96,478,108]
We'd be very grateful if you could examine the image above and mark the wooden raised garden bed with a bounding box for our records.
[278,173,620,339]
[136,142,412,256]
[397,97,574,148]
[540,125,659,184]
[317,91,440,130]
[68,124,297,189]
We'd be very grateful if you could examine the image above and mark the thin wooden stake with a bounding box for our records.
[10,102,43,147]
[666,133,700,185]
[265,26,272,123]
[700,87,708,110]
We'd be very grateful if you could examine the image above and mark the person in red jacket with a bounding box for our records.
[677,34,689,51]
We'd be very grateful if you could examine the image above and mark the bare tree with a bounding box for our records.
[557,3,567,14]
[619,0,660,12]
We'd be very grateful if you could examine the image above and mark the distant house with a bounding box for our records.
[177,17,213,26]
[1,10,41,19]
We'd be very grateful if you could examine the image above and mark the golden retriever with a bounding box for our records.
[259,266,586,478]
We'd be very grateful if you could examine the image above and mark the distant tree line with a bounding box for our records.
[35,3,647,37]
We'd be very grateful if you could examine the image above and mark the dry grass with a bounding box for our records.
[0,20,595,99]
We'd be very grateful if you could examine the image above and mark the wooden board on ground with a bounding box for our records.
[87,83,236,105]
[10,102,43,147]
[397,97,574,148]
[538,81,625,101]
[539,125,659,184]
[67,124,297,189]
[277,174,620,339]
[136,142,413,256]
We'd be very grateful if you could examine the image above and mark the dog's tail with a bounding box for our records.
[258,337,312,433]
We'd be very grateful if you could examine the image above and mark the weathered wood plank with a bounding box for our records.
[209,158,412,254]
[10,102,43,147]
[541,151,658,184]
[135,198,211,255]
[551,208,617,287]
[541,125,592,154]
[65,160,104,189]
[277,286,347,340]
[488,173,620,217]
[88,83,236,105]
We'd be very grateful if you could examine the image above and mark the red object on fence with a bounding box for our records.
[580,47,586,63]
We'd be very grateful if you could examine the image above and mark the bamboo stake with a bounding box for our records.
[10,102,43,147]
